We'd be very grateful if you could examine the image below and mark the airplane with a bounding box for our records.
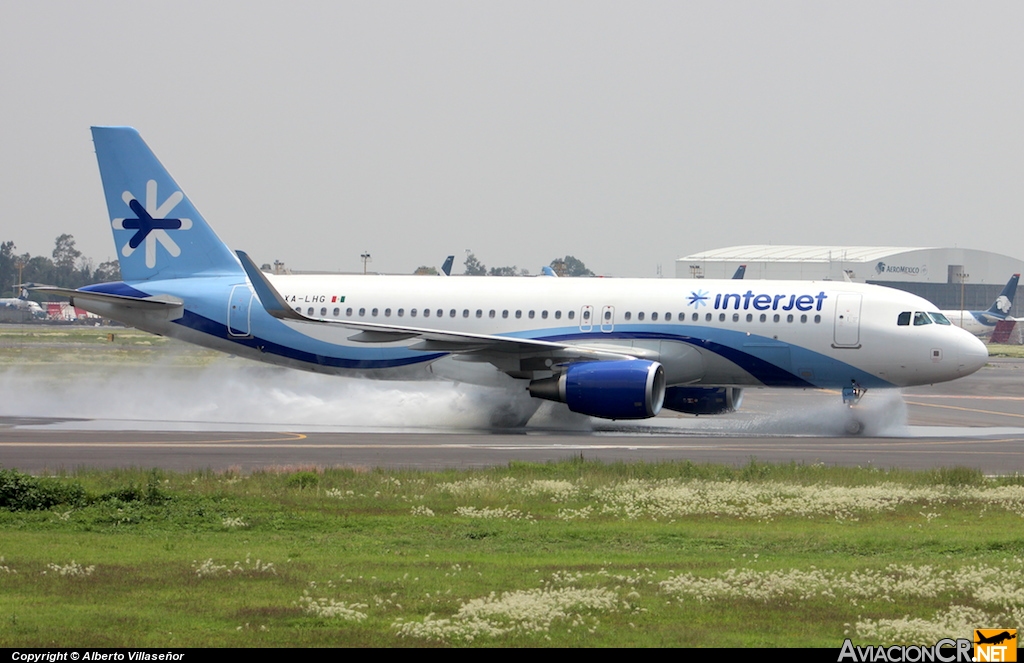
[940,273,1019,337]
[0,287,46,322]
[732,264,746,280]
[440,256,454,277]
[37,127,990,431]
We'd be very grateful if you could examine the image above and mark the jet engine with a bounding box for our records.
[528,360,666,420]
[662,386,743,415]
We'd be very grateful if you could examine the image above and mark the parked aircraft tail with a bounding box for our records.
[91,126,242,282]
[985,273,1020,318]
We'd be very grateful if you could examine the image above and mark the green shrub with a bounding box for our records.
[0,468,86,510]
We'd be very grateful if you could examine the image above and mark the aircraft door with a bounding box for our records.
[833,294,862,347]
[600,305,615,332]
[228,284,254,337]
[579,305,594,332]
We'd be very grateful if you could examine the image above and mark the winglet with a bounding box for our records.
[235,250,306,321]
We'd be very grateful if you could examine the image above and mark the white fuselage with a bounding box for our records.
[84,274,989,393]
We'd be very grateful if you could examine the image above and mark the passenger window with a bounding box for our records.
[437,309,443,317]
[651,312,658,321]
[719,313,726,322]
[359,308,366,316]
[410,309,417,317]
[732,313,739,322]
[515,310,522,319]
[814,315,821,323]
[385,308,392,317]
[691,313,698,322]
[450,309,456,317]
[529,311,535,319]
[489,310,495,318]
[346,308,353,316]
[705,313,712,322]
[787,314,793,322]
[604,310,610,320]
[746,314,753,322]
[462,309,469,318]
[913,311,931,326]
[422,309,429,317]
[542,311,548,319]
[679,313,686,321]
[897,311,911,326]
[502,310,509,318]
[773,314,780,323]
[638,312,645,321]
[294,307,300,313]
[624,312,631,321]
[665,312,671,321]
[759,314,766,322]
[554,311,561,319]
[307,307,314,316]
[476,309,482,318]
[568,311,575,320]
[800,314,807,323]
[372,308,379,317]
[397,308,404,317]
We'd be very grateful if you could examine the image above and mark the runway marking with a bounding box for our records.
[905,395,1024,401]
[903,400,1024,420]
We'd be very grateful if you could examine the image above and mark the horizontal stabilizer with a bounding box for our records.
[31,286,183,310]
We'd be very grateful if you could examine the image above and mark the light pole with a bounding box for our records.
[360,252,371,275]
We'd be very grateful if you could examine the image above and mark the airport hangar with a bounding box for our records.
[675,246,1024,312]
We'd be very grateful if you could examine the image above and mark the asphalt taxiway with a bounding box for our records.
[2,358,1024,473]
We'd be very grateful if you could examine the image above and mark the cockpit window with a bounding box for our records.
[897,311,911,326]
[929,312,951,325]
[913,311,932,326]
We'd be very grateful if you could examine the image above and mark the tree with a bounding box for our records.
[0,241,16,296]
[93,260,121,282]
[463,252,487,276]
[550,255,594,277]
[413,266,438,275]
[488,265,519,277]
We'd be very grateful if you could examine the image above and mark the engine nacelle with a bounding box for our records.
[662,386,743,415]
[528,360,666,420]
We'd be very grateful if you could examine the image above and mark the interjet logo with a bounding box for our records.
[112,180,193,268]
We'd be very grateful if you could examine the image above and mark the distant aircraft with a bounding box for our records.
[941,273,1019,337]
[732,265,746,280]
[440,256,454,277]
[0,288,46,322]
[39,127,988,430]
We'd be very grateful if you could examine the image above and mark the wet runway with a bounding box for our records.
[2,357,1024,473]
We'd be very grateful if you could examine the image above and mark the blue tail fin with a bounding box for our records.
[91,127,242,281]
[986,273,1020,317]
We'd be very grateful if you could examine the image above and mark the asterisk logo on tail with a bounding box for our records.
[112,180,193,268]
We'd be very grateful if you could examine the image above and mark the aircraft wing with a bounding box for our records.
[236,251,648,374]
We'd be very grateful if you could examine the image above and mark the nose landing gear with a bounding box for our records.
[841,380,867,435]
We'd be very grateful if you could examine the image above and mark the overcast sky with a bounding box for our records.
[3,2,1023,277]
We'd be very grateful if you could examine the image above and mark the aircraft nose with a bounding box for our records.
[957,332,989,376]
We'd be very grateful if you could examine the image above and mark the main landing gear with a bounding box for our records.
[841,380,867,435]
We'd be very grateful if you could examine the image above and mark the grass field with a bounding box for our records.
[2,462,1023,647]
[1,324,1021,647]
